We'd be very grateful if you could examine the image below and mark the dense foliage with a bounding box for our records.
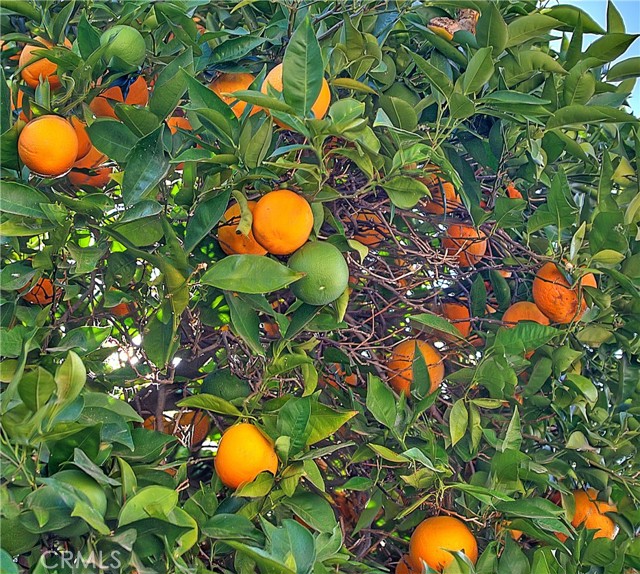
[1,1,639,573]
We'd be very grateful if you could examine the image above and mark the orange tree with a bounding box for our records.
[1,1,639,573]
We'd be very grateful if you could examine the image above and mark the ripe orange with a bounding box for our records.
[441,301,471,338]
[395,555,415,574]
[506,184,523,199]
[251,190,314,255]
[89,76,149,119]
[70,117,93,161]
[353,211,387,247]
[19,277,57,305]
[167,115,192,133]
[409,516,478,572]
[67,146,112,188]
[442,223,487,267]
[420,166,461,214]
[214,423,278,489]
[502,301,550,327]
[18,115,79,177]
[19,37,72,89]
[217,201,267,256]
[261,63,331,126]
[210,72,259,118]
[532,263,597,324]
[556,489,618,542]
[387,339,445,396]
[143,410,210,447]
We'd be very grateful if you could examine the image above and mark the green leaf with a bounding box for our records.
[122,127,169,206]
[211,36,266,64]
[476,3,508,55]
[449,92,476,119]
[149,48,194,119]
[201,255,303,294]
[366,374,397,429]
[494,323,559,356]
[119,200,163,223]
[202,514,265,544]
[184,189,231,253]
[607,57,640,81]
[142,308,179,368]
[0,182,50,218]
[564,373,598,404]
[0,549,18,574]
[50,326,112,353]
[225,291,264,357]
[277,396,312,457]
[282,17,323,116]
[502,409,522,452]
[18,367,55,411]
[225,542,296,574]
[378,95,418,131]
[369,443,410,463]
[409,51,453,98]
[118,485,178,526]
[411,312,465,340]
[607,0,625,33]
[381,176,429,209]
[282,493,337,533]
[178,393,242,417]
[86,119,139,164]
[115,105,161,137]
[54,351,86,406]
[547,105,639,128]
[449,399,468,446]
[584,33,639,63]
[495,498,564,519]
[307,402,356,445]
[543,5,605,34]
[462,47,494,94]
[506,14,563,48]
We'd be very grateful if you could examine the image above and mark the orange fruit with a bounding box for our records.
[89,76,149,119]
[441,301,471,338]
[502,301,550,327]
[210,72,259,118]
[261,63,331,126]
[387,339,445,397]
[167,115,192,133]
[556,489,618,542]
[19,37,72,89]
[506,184,523,199]
[409,516,478,572]
[19,277,57,305]
[532,263,597,324]
[217,201,267,256]
[321,364,358,388]
[420,166,461,214]
[395,555,415,574]
[442,223,487,267]
[496,521,523,541]
[11,89,28,121]
[70,117,93,161]
[214,423,278,489]
[251,190,314,255]
[352,211,387,247]
[143,411,210,447]
[67,145,112,188]
[18,115,79,177]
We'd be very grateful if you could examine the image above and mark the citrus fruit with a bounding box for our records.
[217,201,267,256]
[100,25,146,72]
[53,470,108,516]
[502,301,550,327]
[387,339,445,396]
[19,277,57,305]
[395,555,415,574]
[70,117,93,161]
[18,115,79,177]
[420,166,461,215]
[201,369,251,402]
[442,223,487,267]
[409,516,478,572]
[506,184,523,199]
[167,115,192,133]
[441,301,471,338]
[532,262,597,324]
[210,72,259,118]
[321,364,358,388]
[108,300,135,317]
[251,189,314,255]
[261,63,331,125]
[19,37,71,89]
[67,145,112,188]
[288,242,349,306]
[90,75,149,119]
[556,489,618,542]
[214,423,278,489]
[352,211,387,247]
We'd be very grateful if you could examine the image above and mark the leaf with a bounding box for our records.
[282,492,337,533]
[449,399,468,447]
[607,0,625,33]
[607,57,640,81]
[449,92,476,119]
[543,5,605,34]
[411,312,464,340]
[18,367,55,411]
[462,47,494,94]
[201,255,303,294]
[476,3,508,55]
[502,409,522,452]
[54,351,86,406]
[369,443,410,463]
[378,95,418,131]
[0,182,50,218]
[122,127,169,206]
[330,77,377,94]
[584,33,639,63]
[184,189,231,253]
[307,402,356,445]
[282,17,323,116]
[118,200,163,223]
[225,542,296,574]
[210,36,266,64]
[225,291,264,357]
[118,485,178,526]
[494,323,559,356]
[178,394,242,417]
[409,51,453,98]
[115,105,161,137]
[86,119,139,164]
[547,105,639,128]
[506,15,563,48]
[564,373,599,404]
[381,176,429,209]
[277,396,312,457]
[202,514,265,544]
[366,374,397,429]
[495,498,564,519]
[142,308,179,368]
[50,326,112,353]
